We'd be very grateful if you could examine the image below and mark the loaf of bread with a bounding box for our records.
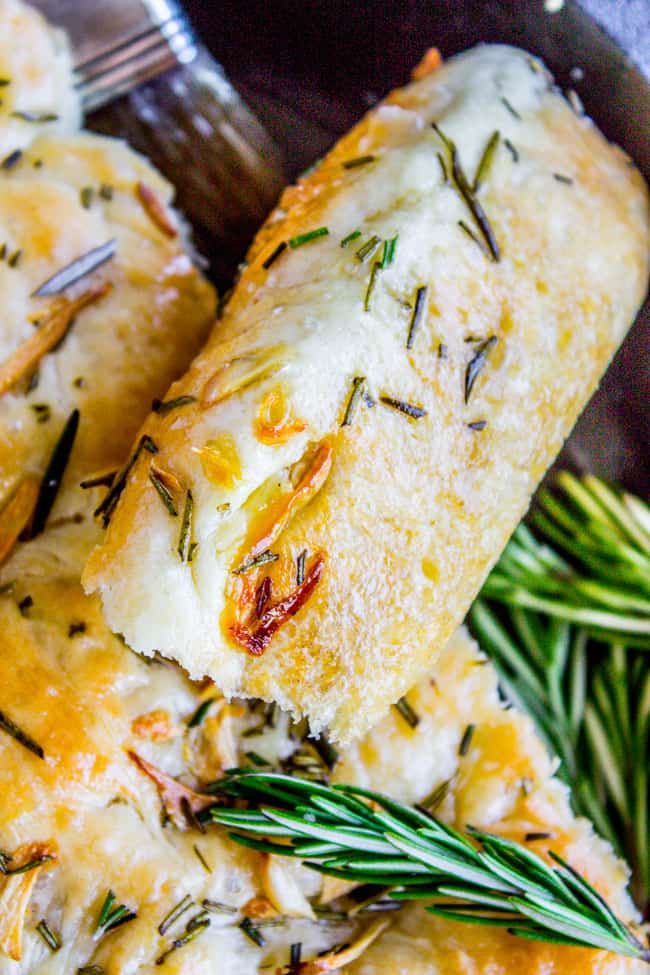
[84,44,650,742]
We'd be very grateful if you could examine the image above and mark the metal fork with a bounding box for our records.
[34,0,285,284]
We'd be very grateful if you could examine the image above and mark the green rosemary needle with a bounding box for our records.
[30,409,79,538]
[210,772,649,961]
[0,709,44,759]
[289,227,329,249]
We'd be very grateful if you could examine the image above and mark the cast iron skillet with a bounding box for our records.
[105,1,650,494]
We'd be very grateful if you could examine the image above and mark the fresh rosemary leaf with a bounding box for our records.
[473,131,500,192]
[341,376,366,428]
[240,917,265,946]
[80,471,116,490]
[459,723,476,756]
[177,490,194,561]
[193,843,212,873]
[289,227,329,248]
[379,396,427,420]
[7,248,21,267]
[156,914,210,964]
[212,772,649,961]
[393,697,420,729]
[458,219,488,256]
[437,151,448,183]
[11,110,58,122]
[6,852,54,874]
[342,155,376,169]
[553,173,574,185]
[467,420,487,431]
[188,697,215,728]
[364,261,380,312]
[341,229,362,247]
[406,286,427,350]
[36,918,61,951]
[30,409,79,538]
[1,148,22,170]
[149,469,178,517]
[356,235,382,263]
[32,239,116,296]
[95,434,157,528]
[504,139,519,162]
[262,241,287,269]
[80,186,94,209]
[152,395,197,415]
[158,894,193,935]
[380,235,398,269]
[234,550,279,575]
[464,336,497,403]
[95,889,136,935]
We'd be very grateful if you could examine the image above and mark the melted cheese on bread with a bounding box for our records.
[84,44,650,742]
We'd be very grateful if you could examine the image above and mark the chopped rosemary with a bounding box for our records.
[68,621,87,637]
[5,852,54,875]
[379,396,427,420]
[1,148,22,170]
[193,843,212,873]
[406,285,427,350]
[95,434,157,528]
[156,914,210,964]
[80,186,94,209]
[188,697,215,728]
[473,130,500,192]
[500,96,521,120]
[459,723,476,755]
[262,240,287,269]
[553,173,574,185]
[290,942,302,969]
[32,239,116,296]
[7,248,21,267]
[30,409,79,538]
[380,235,398,269]
[363,261,380,312]
[420,777,452,813]
[342,155,376,169]
[438,342,448,359]
[355,235,382,263]
[235,550,279,575]
[96,890,137,936]
[11,110,58,122]
[525,832,556,842]
[432,124,500,262]
[36,918,61,951]
[99,183,114,200]
[464,335,497,403]
[177,490,194,561]
[437,151,448,183]
[152,395,197,415]
[294,548,307,586]
[504,138,519,162]
[149,469,178,517]
[77,967,104,974]
[31,403,51,423]
[467,420,487,431]
[341,229,362,247]
[289,227,329,249]
[80,471,116,490]
[393,696,420,728]
[18,595,33,615]
[158,894,193,935]
[0,79,9,86]
[239,917,265,946]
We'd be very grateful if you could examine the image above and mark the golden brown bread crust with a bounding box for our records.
[84,44,650,742]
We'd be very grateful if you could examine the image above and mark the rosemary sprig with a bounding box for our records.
[470,473,650,914]
[95,890,136,937]
[210,772,648,961]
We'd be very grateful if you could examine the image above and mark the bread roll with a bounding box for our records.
[84,44,649,742]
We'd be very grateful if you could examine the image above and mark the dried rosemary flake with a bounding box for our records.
[438,343,448,359]
[31,402,50,423]
[11,110,58,123]
[156,915,210,964]
[363,261,380,312]
[95,434,157,527]
[437,151,448,183]
[240,917,265,947]
[18,595,32,614]
[504,138,519,162]
[152,395,197,415]
[68,621,87,637]
[99,183,114,200]
[393,696,420,728]
[1,148,22,170]
[0,709,44,759]
[158,894,193,935]
[341,376,366,427]
[341,229,362,247]
[553,172,574,185]
[290,943,302,969]
[500,96,521,120]
[80,471,116,490]
[262,240,287,269]
[30,409,79,538]
[467,420,487,431]
[193,843,212,872]
[473,130,500,192]
[80,186,94,209]
[32,239,116,296]
[525,832,556,842]
[177,489,194,561]
[459,723,476,756]
[289,227,329,248]
[36,918,61,951]
[464,335,497,404]
[459,220,489,255]
[202,899,237,914]
[235,550,279,575]
[342,155,376,169]
[296,548,307,585]
[355,234,382,263]
[379,396,427,420]
[77,967,104,974]
[7,248,21,267]
[406,285,427,349]
[149,469,178,517]
[0,79,10,87]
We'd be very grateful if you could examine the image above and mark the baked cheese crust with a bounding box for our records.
[84,44,650,742]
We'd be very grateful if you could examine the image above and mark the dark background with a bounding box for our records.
[181,0,649,495]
